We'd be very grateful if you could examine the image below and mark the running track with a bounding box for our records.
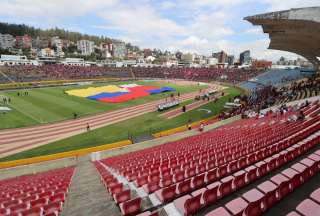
[0,92,199,158]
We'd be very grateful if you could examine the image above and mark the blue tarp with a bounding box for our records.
[147,87,175,94]
[87,92,128,100]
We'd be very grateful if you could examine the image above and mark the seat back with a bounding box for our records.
[109,183,123,195]
[184,194,201,215]
[162,185,177,202]
[203,186,219,206]
[192,174,205,189]
[233,174,246,189]
[122,197,142,215]
[219,180,233,197]
[243,200,263,216]
[263,189,278,209]
[206,168,218,183]
[115,189,131,204]
[278,181,292,199]
[178,179,191,194]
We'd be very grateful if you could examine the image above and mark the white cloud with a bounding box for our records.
[262,0,320,11]
[0,0,118,18]
[160,1,177,10]
[244,27,263,35]
[0,0,315,61]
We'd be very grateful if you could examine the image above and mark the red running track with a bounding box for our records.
[0,92,199,158]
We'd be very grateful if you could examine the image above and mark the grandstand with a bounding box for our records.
[1,6,320,216]
[0,65,264,85]
[0,98,319,216]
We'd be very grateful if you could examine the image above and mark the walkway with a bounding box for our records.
[61,156,121,216]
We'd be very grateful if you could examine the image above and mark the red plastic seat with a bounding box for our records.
[186,167,196,178]
[20,206,43,216]
[218,164,228,178]
[31,198,48,208]
[286,211,301,216]
[233,171,246,190]
[206,160,216,170]
[270,173,289,186]
[21,195,37,204]
[245,166,258,183]
[184,194,202,216]
[155,185,176,203]
[119,197,142,216]
[109,183,123,195]
[0,208,7,215]
[197,164,206,174]
[219,178,233,197]
[135,175,148,187]
[206,169,218,183]
[174,195,192,216]
[49,193,65,203]
[203,185,219,206]
[38,191,53,200]
[149,172,160,182]
[256,161,268,177]
[205,207,231,216]
[238,157,248,169]
[174,171,184,183]
[160,175,173,187]
[44,202,62,216]
[177,179,192,195]
[228,161,238,173]
[191,174,205,189]
[113,189,131,204]
[296,199,320,216]
[310,188,320,203]
[277,181,292,200]
[143,181,159,194]
[243,200,263,216]
[3,199,20,208]
[225,197,248,216]
[10,203,28,214]
[242,188,264,203]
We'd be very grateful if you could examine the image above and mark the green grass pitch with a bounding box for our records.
[0,81,205,129]
[0,87,242,161]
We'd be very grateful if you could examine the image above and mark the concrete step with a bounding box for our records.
[61,156,121,216]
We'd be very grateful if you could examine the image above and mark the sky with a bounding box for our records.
[0,0,319,61]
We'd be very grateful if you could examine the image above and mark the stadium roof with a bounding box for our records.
[244,7,320,69]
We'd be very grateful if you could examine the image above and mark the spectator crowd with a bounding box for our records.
[0,65,265,84]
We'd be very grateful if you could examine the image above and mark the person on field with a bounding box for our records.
[187,119,192,130]
[199,122,204,132]
[86,123,90,132]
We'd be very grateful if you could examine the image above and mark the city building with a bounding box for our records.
[61,58,85,66]
[227,55,235,65]
[0,54,38,66]
[207,57,218,66]
[113,41,127,58]
[143,49,152,58]
[77,40,94,56]
[38,48,55,58]
[32,37,49,49]
[15,35,32,49]
[212,51,228,64]
[51,36,64,57]
[100,42,113,59]
[239,50,251,65]
[252,60,272,69]
[0,33,15,49]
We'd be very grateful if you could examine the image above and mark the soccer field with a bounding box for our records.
[0,80,205,129]
[0,87,242,161]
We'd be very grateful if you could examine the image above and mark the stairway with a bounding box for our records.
[61,156,121,216]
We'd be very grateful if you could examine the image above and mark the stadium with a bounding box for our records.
[0,5,320,216]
